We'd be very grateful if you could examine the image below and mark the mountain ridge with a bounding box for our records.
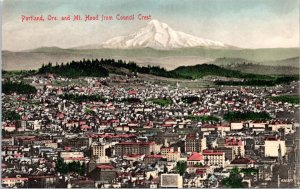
[80,19,232,50]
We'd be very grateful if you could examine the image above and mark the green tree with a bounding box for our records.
[221,167,243,188]
[55,159,85,175]
[176,161,187,176]
[3,111,21,121]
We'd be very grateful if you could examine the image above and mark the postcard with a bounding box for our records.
[1,0,299,188]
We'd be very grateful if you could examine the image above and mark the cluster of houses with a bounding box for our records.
[2,74,299,188]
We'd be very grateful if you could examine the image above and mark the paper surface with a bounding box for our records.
[1,0,299,188]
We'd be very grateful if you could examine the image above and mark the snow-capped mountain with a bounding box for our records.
[83,20,229,49]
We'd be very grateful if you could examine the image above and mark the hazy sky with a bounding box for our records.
[2,0,299,51]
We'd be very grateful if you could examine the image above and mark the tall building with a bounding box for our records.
[115,142,156,156]
[218,137,245,157]
[91,144,106,158]
[161,147,174,157]
[214,147,235,161]
[91,143,111,163]
[185,133,206,153]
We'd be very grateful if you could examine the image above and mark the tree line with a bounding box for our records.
[39,59,109,78]
[223,111,271,121]
[61,93,106,103]
[3,81,37,94]
[268,95,299,104]
[38,58,186,79]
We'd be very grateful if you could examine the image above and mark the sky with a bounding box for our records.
[2,0,299,51]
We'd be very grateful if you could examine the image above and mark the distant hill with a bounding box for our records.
[36,59,272,81]
[5,58,298,87]
[170,64,273,80]
[226,64,299,75]
[264,57,299,67]
[171,64,241,79]
[15,47,300,62]
[2,47,299,72]
[208,57,299,75]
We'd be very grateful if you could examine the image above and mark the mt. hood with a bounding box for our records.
[85,20,229,49]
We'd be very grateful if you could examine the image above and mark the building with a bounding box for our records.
[33,120,41,130]
[214,147,235,161]
[115,142,156,156]
[228,157,255,169]
[63,137,91,148]
[264,136,286,157]
[166,151,180,162]
[219,137,245,157]
[89,164,117,186]
[91,144,106,158]
[268,121,294,134]
[187,152,204,166]
[160,174,183,188]
[230,122,244,130]
[161,147,174,157]
[202,150,225,168]
[2,177,28,188]
[123,154,144,161]
[60,151,85,164]
[185,133,206,154]
[60,151,84,158]
[144,154,165,164]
